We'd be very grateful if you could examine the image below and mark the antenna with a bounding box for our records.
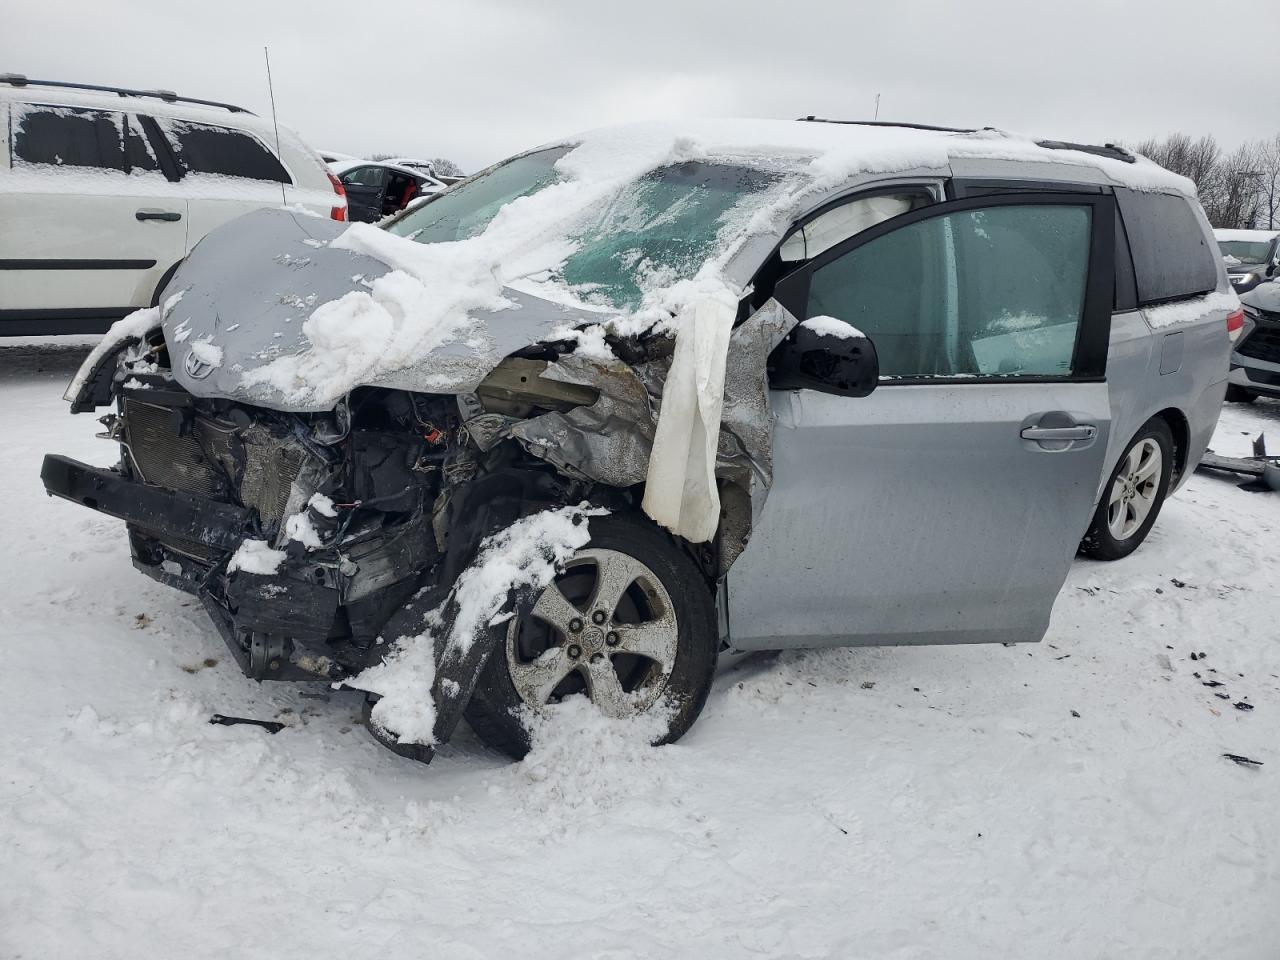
[263,46,287,207]
[874,93,881,121]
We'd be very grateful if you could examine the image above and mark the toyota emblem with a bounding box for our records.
[183,349,215,380]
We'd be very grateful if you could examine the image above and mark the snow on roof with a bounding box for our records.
[536,119,1197,197]
[1214,228,1280,241]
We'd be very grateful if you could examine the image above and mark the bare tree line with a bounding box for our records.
[1132,133,1280,229]
[367,153,465,177]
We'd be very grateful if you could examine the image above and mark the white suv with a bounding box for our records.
[0,74,347,335]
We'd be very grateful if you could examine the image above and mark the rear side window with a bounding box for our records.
[156,119,290,183]
[11,105,126,171]
[1115,190,1217,305]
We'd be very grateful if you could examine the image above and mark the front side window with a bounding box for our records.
[156,119,290,183]
[11,105,126,171]
[805,204,1092,378]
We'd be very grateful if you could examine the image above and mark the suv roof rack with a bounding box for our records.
[0,74,255,115]
[798,116,990,134]
[1034,139,1136,164]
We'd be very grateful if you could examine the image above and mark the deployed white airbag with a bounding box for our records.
[642,293,737,543]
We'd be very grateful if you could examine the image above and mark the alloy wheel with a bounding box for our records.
[1106,438,1163,540]
[505,548,679,718]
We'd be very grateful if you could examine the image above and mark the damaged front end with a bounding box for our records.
[43,292,799,758]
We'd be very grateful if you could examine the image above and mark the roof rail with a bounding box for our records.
[798,116,991,134]
[1034,139,1136,164]
[0,74,255,115]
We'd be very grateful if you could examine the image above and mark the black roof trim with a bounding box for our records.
[0,74,254,115]
[1034,140,1136,164]
[798,116,991,134]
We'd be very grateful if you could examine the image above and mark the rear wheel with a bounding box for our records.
[1079,417,1174,561]
[464,513,718,760]
[1225,384,1257,404]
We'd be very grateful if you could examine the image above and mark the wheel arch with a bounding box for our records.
[1151,406,1190,485]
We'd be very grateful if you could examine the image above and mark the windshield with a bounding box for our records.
[387,148,783,309]
[1218,239,1273,265]
[386,147,571,244]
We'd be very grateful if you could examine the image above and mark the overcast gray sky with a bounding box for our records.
[5,0,1265,173]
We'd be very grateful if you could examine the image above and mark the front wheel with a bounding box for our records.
[1079,417,1174,561]
[464,513,719,760]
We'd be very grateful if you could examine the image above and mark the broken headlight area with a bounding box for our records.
[106,382,481,682]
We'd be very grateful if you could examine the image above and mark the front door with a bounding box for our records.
[0,104,187,330]
[338,165,388,223]
[727,191,1116,649]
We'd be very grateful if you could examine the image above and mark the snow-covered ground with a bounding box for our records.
[3,340,1278,960]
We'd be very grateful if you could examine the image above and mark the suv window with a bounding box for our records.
[156,119,290,183]
[11,105,126,172]
[1115,190,1217,305]
[805,204,1092,378]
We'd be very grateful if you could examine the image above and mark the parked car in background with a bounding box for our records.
[1215,228,1280,294]
[1229,281,1280,402]
[0,74,346,336]
[331,159,444,223]
[44,120,1235,762]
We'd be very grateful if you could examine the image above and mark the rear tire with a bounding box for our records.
[1079,417,1174,561]
[464,513,718,760]
[1225,384,1257,404]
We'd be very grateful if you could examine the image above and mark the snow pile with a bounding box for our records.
[515,695,676,816]
[226,539,287,575]
[1144,289,1239,329]
[801,315,864,339]
[349,504,605,745]
[284,511,322,550]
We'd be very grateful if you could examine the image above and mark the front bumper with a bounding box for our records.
[41,454,343,680]
[41,454,257,551]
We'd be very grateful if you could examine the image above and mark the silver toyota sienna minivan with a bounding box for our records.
[43,119,1238,763]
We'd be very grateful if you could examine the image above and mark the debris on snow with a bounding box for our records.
[1223,753,1264,767]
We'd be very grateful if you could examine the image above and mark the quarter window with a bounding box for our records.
[11,105,127,172]
[805,204,1092,378]
[156,119,290,183]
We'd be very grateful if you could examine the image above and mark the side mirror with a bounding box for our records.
[768,317,878,397]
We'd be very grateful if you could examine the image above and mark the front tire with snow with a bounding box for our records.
[464,513,718,760]
[1079,417,1174,561]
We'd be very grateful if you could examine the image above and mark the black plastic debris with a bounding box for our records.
[1170,578,1189,589]
[1203,680,1225,688]
[1234,702,1254,712]
[209,714,285,734]
[1071,710,1081,718]
[1215,692,1231,700]
[1223,753,1263,767]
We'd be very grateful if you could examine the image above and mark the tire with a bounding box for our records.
[1225,384,1256,404]
[464,512,718,760]
[1079,417,1174,561]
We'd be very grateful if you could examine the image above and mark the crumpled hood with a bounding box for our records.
[162,208,601,413]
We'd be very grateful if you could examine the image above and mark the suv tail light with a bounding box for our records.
[326,170,347,222]
[1226,308,1245,343]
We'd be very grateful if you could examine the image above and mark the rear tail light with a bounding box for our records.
[1226,309,1245,344]
[326,170,347,222]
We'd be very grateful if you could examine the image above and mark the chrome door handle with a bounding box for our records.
[136,208,181,222]
[1020,425,1097,441]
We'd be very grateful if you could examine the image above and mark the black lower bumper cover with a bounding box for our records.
[41,454,256,551]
